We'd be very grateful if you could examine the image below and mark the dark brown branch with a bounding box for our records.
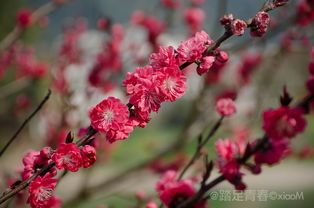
[178,116,224,180]
[178,92,314,208]
[0,89,52,157]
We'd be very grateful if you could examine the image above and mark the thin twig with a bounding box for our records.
[0,89,52,157]
[178,116,224,180]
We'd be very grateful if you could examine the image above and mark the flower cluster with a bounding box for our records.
[156,170,207,208]
[90,30,231,142]
[183,7,206,33]
[131,11,165,48]
[296,0,314,26]
[89,24,124,92]
[22,142,96,207]
[262,106,306,139]
[21,148,56,181]
[27,173,61,208]
[215,139,247,190]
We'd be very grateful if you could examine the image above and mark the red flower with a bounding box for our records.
[16,9,32,28]
[254,138,290,165]
[215,98,237,117]
[81,145,97,168]
[27,174,57,208]
[156,171,207,208]
[150,46,179,70]
[177,31,213,63]
[146,201,158,208]
[215,139,246,190]
[156,66,187,101]
[262,106,306,139]
[89,97,130,133]
[52,143,82,172]
[183,7,205,33]
[197,56,216,75]
[21,150,56,181]
[231,19,247,36]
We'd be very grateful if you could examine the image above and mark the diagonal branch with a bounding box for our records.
[0,89,52,157]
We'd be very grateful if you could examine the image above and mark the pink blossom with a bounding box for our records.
[146,201,158,208]
[183,7,205,32]
[150,46,179,70]
[254,138,290,165]
[220,14,234,26]
[131,11,146,25]
[262,106,306,139]
[21,150,55,181]
[52,143,82,172]
[215,139,245,189]
[215,139,240,161]
[216,50,229,63]
[129,80,164,112]
[16,9,32,28]
[81,145,97,168]
[123,66,155,96]
[197,56,215,75]
[231,19,247,36]
[215,98,237,117]
[27,173,57,208]
[156,170,206,208]
[97,18,109,30]
[250,12,270,37]
[89,97,130,133]
[177,30,212,62]
[156,66,187,101]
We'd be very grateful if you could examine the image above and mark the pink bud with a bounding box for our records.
[216,51,229,63]
[231,19,247,36]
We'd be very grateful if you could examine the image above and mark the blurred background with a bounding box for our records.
[0,0,314,207]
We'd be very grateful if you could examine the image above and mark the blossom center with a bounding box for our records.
[37,187,53,201]
[103,110,115,122]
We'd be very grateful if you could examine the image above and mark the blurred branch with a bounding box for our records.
[0,1,71,52]
[0,89,51,157]
[178,93,314,208]
[178,116,224,180]
[211,0,228,38]
[0,77,31,100]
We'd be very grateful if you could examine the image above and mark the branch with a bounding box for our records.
[0,127,97,204]
[0,89,52,157]
[178,116,224,180]
[177,92,314,208]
